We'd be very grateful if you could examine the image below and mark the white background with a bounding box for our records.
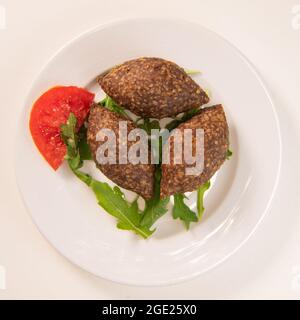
[0,0,300,299]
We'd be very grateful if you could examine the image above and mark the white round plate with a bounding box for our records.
[15,18,281,286]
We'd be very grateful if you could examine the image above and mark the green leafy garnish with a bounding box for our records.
[165,108,200,131]
[140,167,169,228]
[204,88,211,98]
[100,95,129,119]
[94,96,169,234]
[89,183,153,238]
[77,124,92,160]
[197,181,211,220]
[226,149,233,160]
[136,118,163,164]
[137,119,170,228]
[136,118,160,135]
[61,113,82,171]
[172,194,198,229]
[60,83,225,237]
[61,113,153,239]
[185,69,201,75]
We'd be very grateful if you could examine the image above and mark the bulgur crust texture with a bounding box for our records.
[160,105,229,198]
[98,57,209,119]
[87,104,155,200]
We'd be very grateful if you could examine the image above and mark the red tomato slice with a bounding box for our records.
[29,86,95,170]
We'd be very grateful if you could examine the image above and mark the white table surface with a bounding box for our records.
[0,0,300,300]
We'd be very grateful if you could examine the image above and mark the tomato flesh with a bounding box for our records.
[29,86,95,170]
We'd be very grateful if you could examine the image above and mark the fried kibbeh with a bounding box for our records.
[160,105,229,197]
[99,57,209,119]
[87,104,155,200]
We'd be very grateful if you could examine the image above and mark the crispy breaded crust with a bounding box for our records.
[87,104,155,200]
[99,57,209,119]
[160,105,229,197]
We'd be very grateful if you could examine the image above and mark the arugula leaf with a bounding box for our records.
[88,182,153,238]
[172,194,198,229]
[197,181,211,220]
[136,118,160,135]
[204,88,211,98]
[61,113,153,239]
[78,124,92,160]
[61,113,82,170]
[136,118,165,165]
[165,108,200,131]
[100,95,129,119]
[226,149,233,160]
[140,167,169,228]
[136,119,169,228]
[185,69,201,75]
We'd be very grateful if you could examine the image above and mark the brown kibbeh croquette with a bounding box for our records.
[98,57,209,119]
[160,105,229,198]
[87,104,155,200]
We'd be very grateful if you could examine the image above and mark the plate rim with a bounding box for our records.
[14,17,282,286]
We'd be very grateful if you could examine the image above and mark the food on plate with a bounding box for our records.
[60,113,154,239]
[98,57,209,119]
[29,86,94,169]
[87,104,155,200]
[29,57,232,238]
[161,105,229,197]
